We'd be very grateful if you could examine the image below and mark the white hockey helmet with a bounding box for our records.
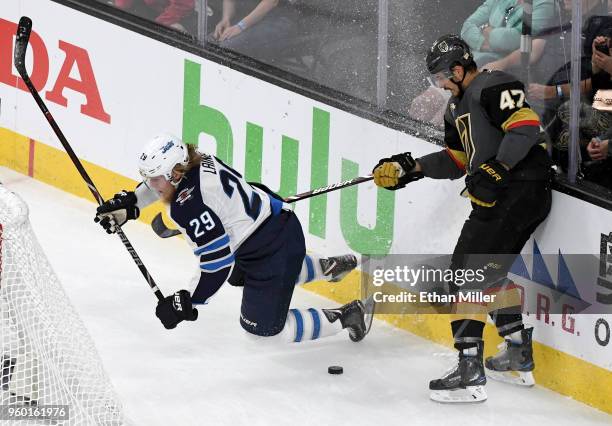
[138,133,189,184]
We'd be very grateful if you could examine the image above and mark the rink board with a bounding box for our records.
[0,0,611,414]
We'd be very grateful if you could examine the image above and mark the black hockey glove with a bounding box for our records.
[155,290,199,330]
[372,152,423,190]
[464,160,510,207]
[94,191,139,234]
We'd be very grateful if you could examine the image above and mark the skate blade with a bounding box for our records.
[362,295,376,335]
[486,369,535,387]
[430,386,487,403]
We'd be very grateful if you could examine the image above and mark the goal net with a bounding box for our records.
[0,184,125,425]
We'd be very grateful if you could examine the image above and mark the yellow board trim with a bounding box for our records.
[2,127,611,415]
[0,128,171,226]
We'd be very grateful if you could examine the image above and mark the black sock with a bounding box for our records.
[451,319,485,351]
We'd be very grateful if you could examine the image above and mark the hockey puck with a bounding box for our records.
[328,366,343,375]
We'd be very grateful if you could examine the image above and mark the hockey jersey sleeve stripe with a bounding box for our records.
[200,253,235,272]
[506,120,541,131]
[501,108,540,132]
[194,234,230,255]
[445,148,467,171]
[199,246,231,263]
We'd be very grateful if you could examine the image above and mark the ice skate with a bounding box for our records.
[485,327,535,387]
[323,298,372,342]
[320,255,357,282]
[429,341,487,403]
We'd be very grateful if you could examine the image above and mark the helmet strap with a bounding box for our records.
[451,65,467,97]
[169,175,183,188]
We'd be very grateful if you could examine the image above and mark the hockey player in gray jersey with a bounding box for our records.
[373,35,552,402]
[94,134,374,345]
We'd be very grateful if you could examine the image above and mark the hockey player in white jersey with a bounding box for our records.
[95,134,373,343]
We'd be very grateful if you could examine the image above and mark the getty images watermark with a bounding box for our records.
[360,253,612,316]
[370,264,494,305]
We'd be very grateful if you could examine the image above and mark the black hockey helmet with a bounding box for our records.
[426,34,474,75]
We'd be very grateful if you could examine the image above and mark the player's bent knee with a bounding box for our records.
[242,322,293,344]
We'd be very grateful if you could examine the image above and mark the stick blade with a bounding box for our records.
[14,16,32,77]
[151,213,181,238]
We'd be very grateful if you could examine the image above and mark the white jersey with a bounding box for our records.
[195,154,273,251]
[135,153,285,303]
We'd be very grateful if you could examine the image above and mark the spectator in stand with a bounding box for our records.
[210,0,298,65]
[113,0,197,33]
[527,2,612,104]
[409,0,555,128]
[479,39,547,74]
[585,90,612,190]
[536,33,612,157]
[509,0,611,170]
[591,35,612,90]
[461,0,555,67]
[587,91,612,161]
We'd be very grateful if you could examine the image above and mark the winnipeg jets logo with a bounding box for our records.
[438,41,449,53]
[161,141,174,154]
[176,186,195,205]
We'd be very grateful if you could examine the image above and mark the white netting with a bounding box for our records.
[0,185,125,425]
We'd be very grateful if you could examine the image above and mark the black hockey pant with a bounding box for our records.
[450,176,552,349]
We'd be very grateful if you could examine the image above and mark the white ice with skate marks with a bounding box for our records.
[1,167,610,426]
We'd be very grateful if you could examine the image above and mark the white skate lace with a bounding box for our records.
[440,355,462,378]
[324,260,337,275]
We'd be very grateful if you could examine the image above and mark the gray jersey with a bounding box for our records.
[419,70,543,179]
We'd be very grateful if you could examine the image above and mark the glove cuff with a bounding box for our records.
[390,152,417,174]
[121,191,140,219]
[130,205,140,220]
[391,152,423,189]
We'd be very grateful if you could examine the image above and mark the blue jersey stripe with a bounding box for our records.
[269,195,283,216]
[291,309,304,342]
[305,255,315,283]
[194,234,230,255]
[200,254,235,271]
[308,308,320,340]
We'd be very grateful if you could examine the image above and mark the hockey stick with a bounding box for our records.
[151,175,374,238]
[283,175,373,203]
[14,17,164,301]
[151,213,181,238]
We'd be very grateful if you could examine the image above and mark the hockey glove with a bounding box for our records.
[373,152,423,190]
[155,290,199,329]
[94,191,139,234]
[464,161,509,207]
